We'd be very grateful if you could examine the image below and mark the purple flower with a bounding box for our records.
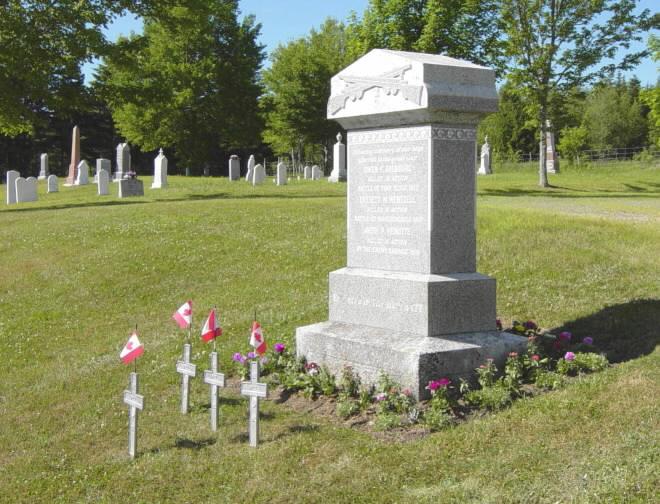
[232,352,246,364]
[496,318,503,330]
[246,351,257,360]
[260,357,269,365]
[564,351,576,361]
[426,378,451,391]
[375,392,387,402]
[559,331,572,343]
[274,343,286,354]
[305,362,319,375]
[524,320,538,330]
[583,337,593,345]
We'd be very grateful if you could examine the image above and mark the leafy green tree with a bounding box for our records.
[262,19,352,168]
[640,35,660,147]
[557,125,588,165]
[346,0,504,73]
[96,0,264,172]
[500,0,656,186]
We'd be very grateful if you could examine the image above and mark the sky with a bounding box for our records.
[83,0,658,85]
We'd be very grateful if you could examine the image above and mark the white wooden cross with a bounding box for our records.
[123,372,144,459]
[240,360,268,447]
[203,351,225,431]
[176,343,196,414]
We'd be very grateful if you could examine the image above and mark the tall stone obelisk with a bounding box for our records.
[65,126,80,186]
[296,49,526,398]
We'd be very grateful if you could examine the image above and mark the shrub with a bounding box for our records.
[476,359,498,388]
[374,411,402,431]
[465,384,512,411]
[339,366,361,398]
[336,397,359,419]
[557,352,609,376]
[424,407,453,431]
[534,370,566,390]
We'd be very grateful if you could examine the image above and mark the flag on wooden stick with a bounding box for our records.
[249,321,267,355]
[173,300,192,329]
[120,332,144,364]
[201,309,222,343]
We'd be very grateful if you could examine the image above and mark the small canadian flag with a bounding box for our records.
[249,321,267,355]
[201,309,222,343]
[173,300,192,329]
[120,332,144,364]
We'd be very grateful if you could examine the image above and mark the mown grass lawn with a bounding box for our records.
[1,162,658,503]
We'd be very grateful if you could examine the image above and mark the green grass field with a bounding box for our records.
[1,162,658,503]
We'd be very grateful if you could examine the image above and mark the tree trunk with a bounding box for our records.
[539,117,549,188]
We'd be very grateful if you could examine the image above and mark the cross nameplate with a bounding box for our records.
[204,370,225,388]
[123,390,144,410]
[240,360,268,447]
[123,372,143,459]
[240,382,267,398]
[177,343,196,414]
[176,361,196,376]
[204,351,226,431]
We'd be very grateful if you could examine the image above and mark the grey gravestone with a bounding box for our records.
[115,143,131,181]
[95,158,111,182]
[328,133,346,182]
[5,170,19,204]
[245,155,255,181]
[303,165,312,179]
[478,136,492,175]
[152,149,168,189]
[311,165,322,180]
[97,169,110,195]
[251,163,266,186]
[123,372,144,459]
[118,178,144,198]
[38,153,49,180]
[176,343,196,414]
[75,160,89,185]
[240,360,267,447]
[15,177,37,203]
[203,352,225,431]
[296,49,526,399]
[276,162,287,186]
[228,155,240,181]
[545,120,559,173]
[47,174,58,193]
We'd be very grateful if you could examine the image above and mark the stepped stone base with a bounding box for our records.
[296,321,526,399]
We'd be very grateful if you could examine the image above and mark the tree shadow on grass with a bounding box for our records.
[480,187,660,198]
[551,299,660,363]
[173,437,217,450]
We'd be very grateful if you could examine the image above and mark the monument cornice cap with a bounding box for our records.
[328,49,498,129]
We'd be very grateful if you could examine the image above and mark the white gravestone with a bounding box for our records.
[47,174,58,193]
[15,176,37,203]
[115,143,131,181]
[478,136,492,175]
[328,133,347,182]
[97,169,110,195]
[276,162,288,186]
[311,165,323,180]
[5,170,19,204]
[240,360,268,447]
[245,155,255,181]
[545,120,559,173]
[38,153,49,180]
[203,352,225,431]
[251,163,266,186]
[123,372,144,459]
[303,165,312,179]
[296,49,527,399]
[152,148,168,189]
[75,160,89,185]
[176,343,196,414]
[95,158,110,182]
[228,155,240,181]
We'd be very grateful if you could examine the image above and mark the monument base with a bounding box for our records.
[296,321,526,399]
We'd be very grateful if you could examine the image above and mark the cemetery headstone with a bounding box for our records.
[245,155,255,181]
[240,360,268,447]
[47,174,58,193]
[38,153,49,180]
[276,162,287,186]
[151,149,168,189]
[478,136,492,175]
[203,352,225,431]
[228,155,240,181]
[545,120,559,173]
[123,372,144,459]
[296,49,526,399]
[75,160,89,185]
[311,165,322,180]
[97,169,110,195]
[303,165,312,179]
[95,158,111,182]
[15,176,37,203]
[176,343,196,414]
[115,143,131,181]
[118,178,144,198]
[251,163,266,186]
[328,133,347,182]
[5,170,19,204]
[65,125,80,186]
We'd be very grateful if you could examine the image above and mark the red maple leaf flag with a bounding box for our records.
[120,331,144,364]
[173,300,192,329]
[201,309,222,343]
[249,321,267,355]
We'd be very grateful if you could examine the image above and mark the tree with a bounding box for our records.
[500,0,656,186]
[640,35,660,147]
[262,19,352,169]
[96,0,264,172]
[557,125,588,164]
[347,0,505,74]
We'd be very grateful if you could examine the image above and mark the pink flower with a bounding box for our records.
[375,392,387,402]
[508,352,518,358]
[564,351,576,361]
[559,331,572,343]
[426,378,451,391]
[583,337,593,345]
[305,362,319,375]
[496,318,503,330]
[274,342,286,353]
[437,378,451,387]
[531,354,540,362]
[402,388,412,396]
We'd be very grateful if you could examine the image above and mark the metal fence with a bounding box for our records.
[515,146,659,164]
